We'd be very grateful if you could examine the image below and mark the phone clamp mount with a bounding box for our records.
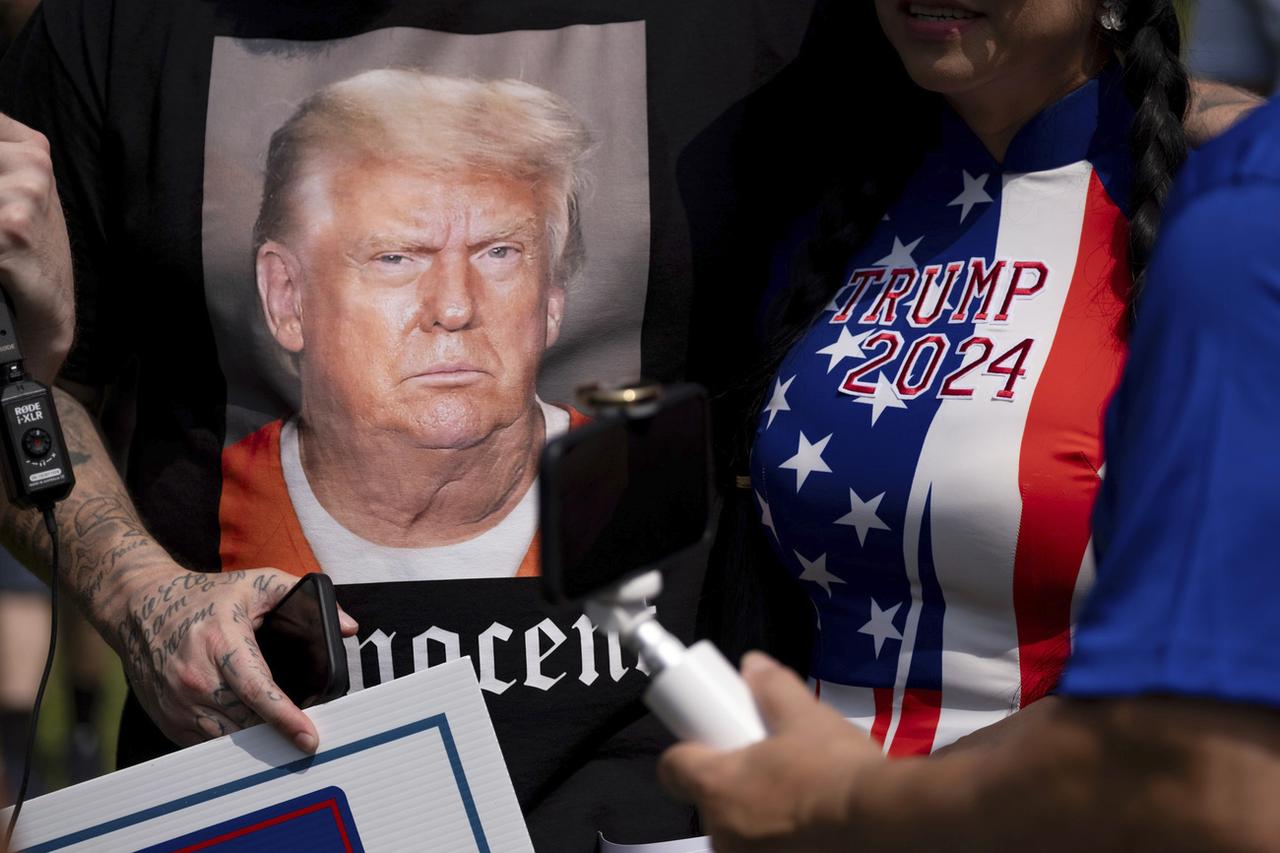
[574,381,765,750]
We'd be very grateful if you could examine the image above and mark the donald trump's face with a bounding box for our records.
[256,154,566,450]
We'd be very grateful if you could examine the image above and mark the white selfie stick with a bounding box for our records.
[585,570,766,750]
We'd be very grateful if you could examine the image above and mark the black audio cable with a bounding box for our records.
[2,507,58,850]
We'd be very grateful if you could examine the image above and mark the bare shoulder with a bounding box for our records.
[1185,78,1265,147]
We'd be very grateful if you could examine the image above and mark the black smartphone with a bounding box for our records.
[539,383,712,602]
[255,573,349,708]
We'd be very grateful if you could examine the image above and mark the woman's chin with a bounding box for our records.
[898,52,991,96]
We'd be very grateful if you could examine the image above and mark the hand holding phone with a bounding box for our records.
[255,573,349,709]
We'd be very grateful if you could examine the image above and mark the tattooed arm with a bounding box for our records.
[0,387,354,751]
[1186,79,1264,148]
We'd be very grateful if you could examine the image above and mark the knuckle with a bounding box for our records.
[235,678,266,708]
[0,205,34,239]
[24,129,50,154]
[172,662,207,696]
[21,172,51,202]
[23,145,53,178]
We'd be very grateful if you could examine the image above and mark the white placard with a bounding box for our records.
[4,659,532,852]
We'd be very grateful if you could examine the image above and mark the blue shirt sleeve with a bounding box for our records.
[1058,175,1280,708]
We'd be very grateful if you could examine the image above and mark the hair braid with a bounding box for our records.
[1107,0,1190,306]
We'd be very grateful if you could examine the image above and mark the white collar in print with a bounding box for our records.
[280,399,570,584]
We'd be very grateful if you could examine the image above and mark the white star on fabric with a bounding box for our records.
[779,431,833,492]
[834,489,891,546]
[873,235,923,269]
[763,375,794,429]
[757,491,779,541]
[853,374,908,426]
[859,599,903,658]
[947,170,993,223]
[815,327,872,373]
[795,551,845,597]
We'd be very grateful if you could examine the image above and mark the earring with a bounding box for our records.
[1099,0,1127,31]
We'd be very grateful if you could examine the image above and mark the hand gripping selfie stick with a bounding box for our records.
[575,383,765,750]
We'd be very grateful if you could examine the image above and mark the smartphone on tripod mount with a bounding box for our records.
[539,382,712,603]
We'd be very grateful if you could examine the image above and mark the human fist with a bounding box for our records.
[0,113,73,385]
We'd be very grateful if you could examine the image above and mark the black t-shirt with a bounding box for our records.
[0,0,862,848]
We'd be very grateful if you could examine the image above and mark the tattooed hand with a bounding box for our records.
[113,564,358,752]
[0,390,362,753]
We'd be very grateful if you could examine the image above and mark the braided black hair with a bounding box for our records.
[1104,0,1190,307]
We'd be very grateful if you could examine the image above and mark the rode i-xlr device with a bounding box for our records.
[0,294,73,509]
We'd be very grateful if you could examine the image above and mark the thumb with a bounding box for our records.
[741,651,824,734]
[337,606,359,637]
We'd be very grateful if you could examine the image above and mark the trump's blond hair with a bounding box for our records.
[254,69,594,288]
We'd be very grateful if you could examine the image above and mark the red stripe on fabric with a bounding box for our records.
[886,689,942,756]
[869,687,894,745]
[1013,170,1129,707]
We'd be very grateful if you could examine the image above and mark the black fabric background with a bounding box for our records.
[0,0,875,848]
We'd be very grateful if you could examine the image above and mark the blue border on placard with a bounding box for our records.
[134,786,365,852]
[18,714,489,853]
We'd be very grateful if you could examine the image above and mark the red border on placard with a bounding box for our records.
[170,798,354,853]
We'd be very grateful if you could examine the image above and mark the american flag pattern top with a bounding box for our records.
[752,70,1133,755]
